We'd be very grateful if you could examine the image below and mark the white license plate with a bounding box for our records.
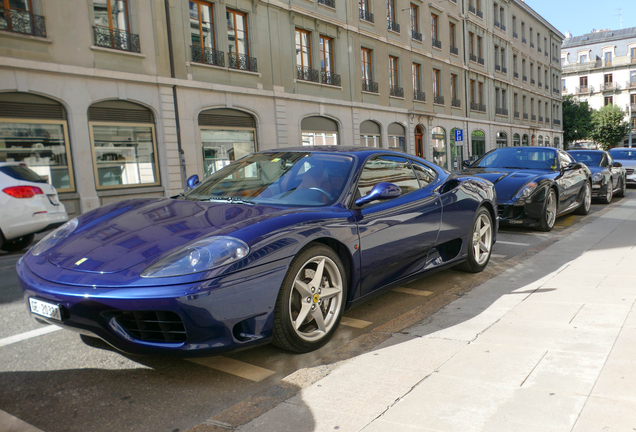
[29,298,62,321]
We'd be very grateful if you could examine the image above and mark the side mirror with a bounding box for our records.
[613,161,623,168]
[564,162,583,171]
[355,182,402,207]
[186,174,200,190]
[462,160,472,168]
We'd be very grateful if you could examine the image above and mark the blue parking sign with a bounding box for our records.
[454,129,463,142]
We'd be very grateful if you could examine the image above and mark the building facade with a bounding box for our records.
[561,27,636,145]
[0,0,563,216]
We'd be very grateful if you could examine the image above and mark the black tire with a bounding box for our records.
[0,233,35,252]
[456,207,494,273]
[599,179,613,204]
[272,243,347,353]
[574,181,592,215]
[615,176,627,197]
[537,188,557,232]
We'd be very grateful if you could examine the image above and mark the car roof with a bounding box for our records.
[0,162,23,167]
[255,146,410,158]
[567,150,605,153]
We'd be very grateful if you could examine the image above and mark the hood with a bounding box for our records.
[462,168,549,201]
[47,198,290,274]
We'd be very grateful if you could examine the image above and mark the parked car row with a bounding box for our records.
[12,145,630,359]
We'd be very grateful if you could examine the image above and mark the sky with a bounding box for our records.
[524,0,636,38]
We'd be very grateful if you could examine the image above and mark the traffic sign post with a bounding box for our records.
[454,129,463,142]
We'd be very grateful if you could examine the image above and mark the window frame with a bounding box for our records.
[295,28,312,70]
[449,22,456,48]
[410,4,419,32]
[450,73,458,99]
[190,0,216,51]
[412,62,421,92]
[319,35,334,74]
[94,0,131,33]
[433,68,441,97]
[227,8,249,57]
[361,47,373,82]
[389,55,399,87]
[431,13,438,40]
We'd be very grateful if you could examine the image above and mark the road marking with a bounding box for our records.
[491,254,507,259]
[340,317,373,329]
[0,325,62,348]
[0,409,45,432]
[392,287,434,297]
[188,356,276,382]
[557,215,575,227]
[496,240,531,246]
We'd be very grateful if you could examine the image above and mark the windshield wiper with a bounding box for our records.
[501,166,531,170]
[206,196,254,205]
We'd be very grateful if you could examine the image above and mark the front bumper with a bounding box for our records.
[17,258,290,357]
[497,201,544,227]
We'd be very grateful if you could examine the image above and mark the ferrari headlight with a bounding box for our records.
[592,172,603,183]
[514,181,538,200]
[141,236,249,278]
[31,218,79,256]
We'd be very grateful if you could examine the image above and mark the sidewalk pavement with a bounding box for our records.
[236,195,636,432]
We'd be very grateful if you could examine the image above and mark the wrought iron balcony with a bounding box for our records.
[412,29,422,41]
[538,47,542,53]
[362,79,378,93]
[470,53,477,62]
[539,116,543,122]
[538,81,543,88]
[553,87,559,94]
[531,78,535,85]
[531,114,536,121]
[501,24,506,31]
[469,5,476,14]
[432,38,442,49]
[477,10,483,18]
[388,20,400,33]
[627,80,636,89]
[317,0,335,8]
[434,95,445,105]
[0,7,46,37]
[496,108,508,116]
[575,85,593,94]
[450,46,459,55]
[359,9,374,23]
[514,111,520,118]
[522,37,527,44]
[514,72,519,79]
[513,32,518,38]
[93,26,140,53]
[479,104,487,112]
[545,84,549,90]
[562,86,567,92]
[191,46,225,67]
[494,20,500,28]
[297,66,320,83]
[478,57,485,65]
[495,64,501,72]
[390,85,404,97]
[554,119,561,125]
[553,56,558,62]
[502,67,507,74]
[229,53,258,72]
[530,42,535,48]
[414,90,426,101]
[321,71,341,86]
[545,117,550,123]
[470,102,480,111]
[601,82,618,91]
[605,61,612,67]
[523,113,528,119]
[631,104,636,113]
[451,98,461,108]
[522,75,527,82]
[545,52,548,57]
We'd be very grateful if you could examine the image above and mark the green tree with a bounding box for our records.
[589,104,630,150]
[562,95,593,149]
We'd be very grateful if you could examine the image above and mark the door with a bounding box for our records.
[557,150,587,211]
[415,126,424,158]
[354,155,441,297]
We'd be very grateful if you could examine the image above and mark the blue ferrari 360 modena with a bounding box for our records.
[18,147,497,356]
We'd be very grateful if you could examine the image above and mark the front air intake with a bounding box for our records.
[113,311,187,343]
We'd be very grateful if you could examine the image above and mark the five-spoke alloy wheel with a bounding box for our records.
[538,188,557,232]
[456,207,493,273]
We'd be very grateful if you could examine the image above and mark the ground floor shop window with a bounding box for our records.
[360,120,381,147]
[200,129,255,177]
[471,130,486,160]
[388,123,406,152]
[496,131,508,148]
[513,133,521,147]
[522,134,529,146]
[302,132,338,146]
[302,116,339,146]
[431,126,447,169]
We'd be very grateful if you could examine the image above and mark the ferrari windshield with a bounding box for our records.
[568,151,603,167]
[609,149,636,160]
[472,147,558,170]
[184,151,355,206]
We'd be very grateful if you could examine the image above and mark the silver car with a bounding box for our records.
[608,148,636,187]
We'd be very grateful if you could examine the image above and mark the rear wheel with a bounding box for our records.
[456,207,493,273]
[574,181,592,215]
[272,244,347,353]
[599,179,613,204]
[537,188,557,232]
[0,233,35,253]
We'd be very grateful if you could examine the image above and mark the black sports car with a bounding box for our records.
[567,150,626,203]
[461,147,592,231]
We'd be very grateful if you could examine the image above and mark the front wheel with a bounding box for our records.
[615,176,627,197]
[599,179,613,204]
[537,188,557,232]
[456,207,493,273]
[574,181,592,215]
[272,244,347,353]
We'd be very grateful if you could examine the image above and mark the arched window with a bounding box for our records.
[496,131,508,148]
[513,133,521,147]
[471,130,486,160]
[431,127,447,169]
[388,123,406,152]
[0,92,74,192]
[89,100,158,189]
[198,108,257,177]
[554,136,560,148]
[544,136,550,148]
[538,135,544,146]
[522,134,529,146]
[360,120,381,147]
[301,116,338,146]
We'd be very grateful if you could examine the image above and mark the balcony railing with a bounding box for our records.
[317,0,335,7]
[545,52,548,57]
[605,61,612,67]
[450,46,459,55]
[479,104,487,112]
[388,20,400,33]
[470,102,480,111]
[478,57,485,65]
[0,7,46,37]
[538,47,542,53]
[627,81,636,89]
[362,79,378,93]
[495,64,501,72]
[522,37,527,44]
[390,85,404,97]
[530,42,535,48]
[229,53,258,72]
[93,26,140,53]
[523,113,528,119]
[538,81,543,88]
[501,24,506,31]
[477,10,483,18]
[469,5,476,14]
[514,111,520,118]
[359,9,374,23]
[451,98,461,108]
[631,104,636,113]
[554,119,561,125]
[496,107,509,116]
[602,82,618,91]
[470,53,477,62]
[531,78,535,85]
[531,114,536,121]
[514,72,519,79]
[321,71,341,86]
[191,46,225,67]
[432,38,442,49]
[523,75,528,82]
[414,90,426,101]
[562,86,567,92]
[502,67,507,74]
[552,87,559,94]
[539,116,543,122]
[494,20,500,28]
[412,29,422,41]
[545,117,550,123]
[297,66,320,83]
[434,95,445,105]
[513,31,518,38]
[576,85,594,94]
[545,84,549,90]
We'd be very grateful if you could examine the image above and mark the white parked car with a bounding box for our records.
[0,162,68,252]
[608,148,636,187]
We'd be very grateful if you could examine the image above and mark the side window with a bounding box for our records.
[410,160,438,188]
[357,156,420,198]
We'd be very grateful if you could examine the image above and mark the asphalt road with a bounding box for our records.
[0,194,626,432]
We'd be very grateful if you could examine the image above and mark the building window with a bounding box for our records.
[361,48,374,88]
[389,55,401,96]
[388,123,406,152]
[580,76,588,90]
[579,53,587,63]
[295,28,314,82]
[93,0,139,52]
[190,1,221,66]
[521,22,525,42]
[604,96,613,106]
[478,82,483,105]
[468,32,474,56]
[450,74,457,99]
[410,4,419,35]
[512,16,517,35]
[604,51,612,66]
[470,79,476,104]
[0,0,46,37]
[227,9,255,71]
[497,132,507,148]
[413,63,421,92]
[360,120,380,147]
[630,70,636,86]
[477,35,482,59]
[89,102,159,190]
[387,0,396,24]
[449,22,456,51]
[433,69,441,98]
[631,47,636,62]
[431,13,438,41]
[301,116,338,146]
[319,35,336,84]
